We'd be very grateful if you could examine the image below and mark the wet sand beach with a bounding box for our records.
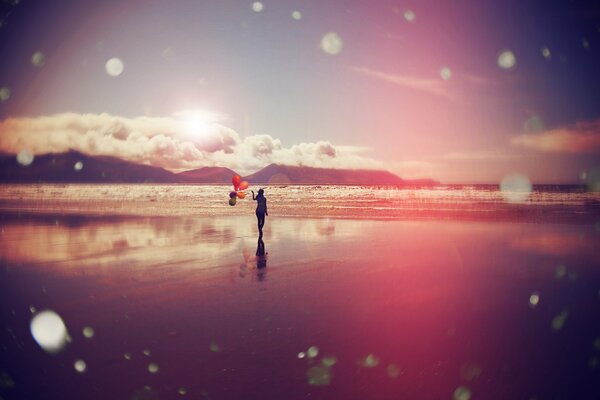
[1,211,600,399]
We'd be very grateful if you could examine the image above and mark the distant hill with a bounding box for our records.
[0,153,437,186]
[0,151,176,183]
[243,163,436,186]
[177,166,239,183]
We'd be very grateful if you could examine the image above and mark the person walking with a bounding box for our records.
[251,188,268,236]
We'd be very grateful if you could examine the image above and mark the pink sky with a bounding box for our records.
[0,0,599,183]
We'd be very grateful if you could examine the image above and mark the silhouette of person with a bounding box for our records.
[251,188,268,236]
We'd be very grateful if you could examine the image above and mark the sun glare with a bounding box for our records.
[175,110,222,137]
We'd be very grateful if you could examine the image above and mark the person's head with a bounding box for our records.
[258,189,264,196]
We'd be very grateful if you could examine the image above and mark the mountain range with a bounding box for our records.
[0,151,438,186]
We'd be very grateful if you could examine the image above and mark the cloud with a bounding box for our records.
[0,112,382,174]
[510,119,600,153]
[444,151,523,160]
[352,66,452,99]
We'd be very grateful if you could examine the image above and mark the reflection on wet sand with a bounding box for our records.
[1,215,600,399]
[0,215,336,276]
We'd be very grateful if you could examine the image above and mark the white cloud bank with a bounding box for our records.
[510,119,600,154]
[0,112,382,174]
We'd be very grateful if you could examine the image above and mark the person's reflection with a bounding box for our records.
[256,237,267,268]
[256,236,267,281]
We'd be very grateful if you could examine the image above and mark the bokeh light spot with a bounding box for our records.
[82,326,94,338]
[74,161,84,171]
[582,38,590,50]
[306,366,331,386]
[321,356,337,367]
[74,359,87,373]
[209,340,220,352]
[307,346,319,358]
[500,173,532,203]
[387,363,401,378]
[585,167,600,192]
[497,50,516,69]
[292,10,302,20]
[460,363,482,381]
[148,363,159,373]
[529,292,540,307]
[440,67,452,80]
[124,352,132,360]
[555,264,567,279]
[320,32,343,55]
[454,386,472,400]
[30,310,68,353]
[31,51,45,67]
[360,353,380,367]
[178,387,187,395]
[552,310,568,330]
[0,86,10,102]
[17,149,34,166]
[523,116,545,133]
[297,351,306,359]
[251,2,263,12]
[105,57,124,77]
[404,10,415,22]
[541,46,551,60]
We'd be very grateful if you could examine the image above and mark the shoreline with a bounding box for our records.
[1,204,598,224]
[1,183,599,224]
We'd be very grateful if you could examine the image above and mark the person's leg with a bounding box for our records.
[256,211,262,233]
[259,214,265,230]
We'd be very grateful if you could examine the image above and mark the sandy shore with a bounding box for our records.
[1,184,599,222]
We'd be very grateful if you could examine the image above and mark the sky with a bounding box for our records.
[0,0,599,183]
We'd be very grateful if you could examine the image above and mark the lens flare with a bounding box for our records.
[320,32,343,55]
[529,292,540,307]
[497,50,516,69]
[31,51,45,67]
[82,326,94,338]
[74,359,87,373]
[586,167,600,192]
[105,57,124,77]
[523,115,544,133]
[251,2,263,12]
[541,46,551,60]
[440,67,452,80]
[30,310,68,353]
[404,10,415,22]
[292,10,302,20]
[500,174,532,203]
[387,364,401,378]
[17,149,34,166]
[582,38,590,50]
[454,386,471,400]
[306,366,331,386]
[0,86,10,102]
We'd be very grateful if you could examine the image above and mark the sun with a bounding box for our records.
[175,109,222,137]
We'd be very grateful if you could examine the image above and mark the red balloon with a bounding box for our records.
[232,175,241,190]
